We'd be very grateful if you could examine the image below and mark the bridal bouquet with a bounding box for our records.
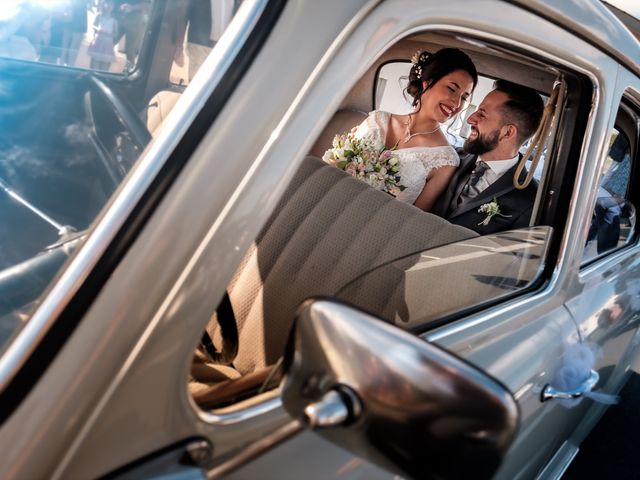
[322,129,405,197]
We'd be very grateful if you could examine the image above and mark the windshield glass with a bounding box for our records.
[0,0,157,74]
[0,0,245,354]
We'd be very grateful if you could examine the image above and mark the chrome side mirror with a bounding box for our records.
[281,299,519,480]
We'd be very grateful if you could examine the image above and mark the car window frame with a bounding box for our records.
[194,29,598,415]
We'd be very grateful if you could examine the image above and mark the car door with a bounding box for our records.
[82,2,597,479]
[0,0,283,478]
[558,67,640,458]
[207,5,608,479]
[197,4,624,478]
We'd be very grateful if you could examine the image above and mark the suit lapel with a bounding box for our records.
[449,164,521,218]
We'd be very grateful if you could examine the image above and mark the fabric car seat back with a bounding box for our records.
[209,156,478,375]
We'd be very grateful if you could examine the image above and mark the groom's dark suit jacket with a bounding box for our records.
[432,150,538,235]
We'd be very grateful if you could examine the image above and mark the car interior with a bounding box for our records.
[189,29,588,411]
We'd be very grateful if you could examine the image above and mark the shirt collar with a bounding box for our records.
[477,154,520,176]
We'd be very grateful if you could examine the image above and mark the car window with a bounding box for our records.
[190,33,570,412]
[582,103,638,263]
[0,1,245,356]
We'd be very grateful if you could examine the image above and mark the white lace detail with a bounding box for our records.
[353,111,459,205]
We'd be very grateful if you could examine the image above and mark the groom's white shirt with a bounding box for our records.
[474,153,519,193]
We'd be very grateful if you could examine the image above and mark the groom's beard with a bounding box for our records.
[463,127,500,155]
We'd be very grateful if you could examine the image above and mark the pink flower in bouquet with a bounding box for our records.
[379,150,393,161]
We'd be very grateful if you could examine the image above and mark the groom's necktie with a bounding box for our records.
[457,161,490,206]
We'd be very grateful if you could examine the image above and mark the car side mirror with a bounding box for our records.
[281,299,519,480]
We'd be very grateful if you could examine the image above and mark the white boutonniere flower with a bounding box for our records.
[478,198,511,226]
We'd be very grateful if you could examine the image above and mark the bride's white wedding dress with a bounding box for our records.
[353,110,459,205]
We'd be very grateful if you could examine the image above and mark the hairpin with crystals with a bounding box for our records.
[410,50,430,78]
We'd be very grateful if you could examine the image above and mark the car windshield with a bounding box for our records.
[0,0,244,355]
[0,1,155,74]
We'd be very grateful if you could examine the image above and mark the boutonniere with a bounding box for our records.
[478,198,511,226]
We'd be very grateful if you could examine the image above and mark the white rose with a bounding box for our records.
[344,139,355,151]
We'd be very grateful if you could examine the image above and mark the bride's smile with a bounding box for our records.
[418,69,474,125]
[439,103,455,118]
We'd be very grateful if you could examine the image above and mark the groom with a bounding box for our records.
[432,80,544,234]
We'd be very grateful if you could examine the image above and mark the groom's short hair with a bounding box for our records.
[494,80,544,145]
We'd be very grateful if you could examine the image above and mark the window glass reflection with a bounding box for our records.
[584,129,635,261]
[0,0,244,356]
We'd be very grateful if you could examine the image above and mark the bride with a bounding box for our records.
[349,48,477,212]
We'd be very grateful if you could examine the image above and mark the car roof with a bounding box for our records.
[507,0,640,77]
[604,1,640,41]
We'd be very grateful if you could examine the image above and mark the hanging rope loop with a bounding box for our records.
[514,78,566,189]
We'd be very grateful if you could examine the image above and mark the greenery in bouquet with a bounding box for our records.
[322,129,406,197]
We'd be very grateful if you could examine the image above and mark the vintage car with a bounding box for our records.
[0,0,639,478]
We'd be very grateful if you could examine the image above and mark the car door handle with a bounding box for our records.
[541,370,599,402]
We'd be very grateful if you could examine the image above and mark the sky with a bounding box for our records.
[606,0,640,19]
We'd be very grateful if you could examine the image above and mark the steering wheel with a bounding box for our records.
[84,76,152,185]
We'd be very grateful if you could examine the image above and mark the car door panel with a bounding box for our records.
[191,294,577,480]
[567,69,640,397]
[428,302,579,480]
[566,254,640,393]
[560,71,640,451]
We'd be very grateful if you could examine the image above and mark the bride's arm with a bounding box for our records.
[413,166,456,212]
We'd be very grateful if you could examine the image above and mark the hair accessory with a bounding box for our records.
[410,50,429,66]
[410,51,430,79]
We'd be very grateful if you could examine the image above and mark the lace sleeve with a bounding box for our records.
[353,111,388,150]
[420,146,460,171]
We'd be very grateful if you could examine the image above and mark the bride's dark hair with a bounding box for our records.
[405,48,478,108]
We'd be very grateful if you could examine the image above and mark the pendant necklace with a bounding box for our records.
[403,114,440,143]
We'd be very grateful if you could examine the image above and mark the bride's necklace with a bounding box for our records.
[403,115,440,143]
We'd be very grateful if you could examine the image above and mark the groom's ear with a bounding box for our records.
[500,123,518,142]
